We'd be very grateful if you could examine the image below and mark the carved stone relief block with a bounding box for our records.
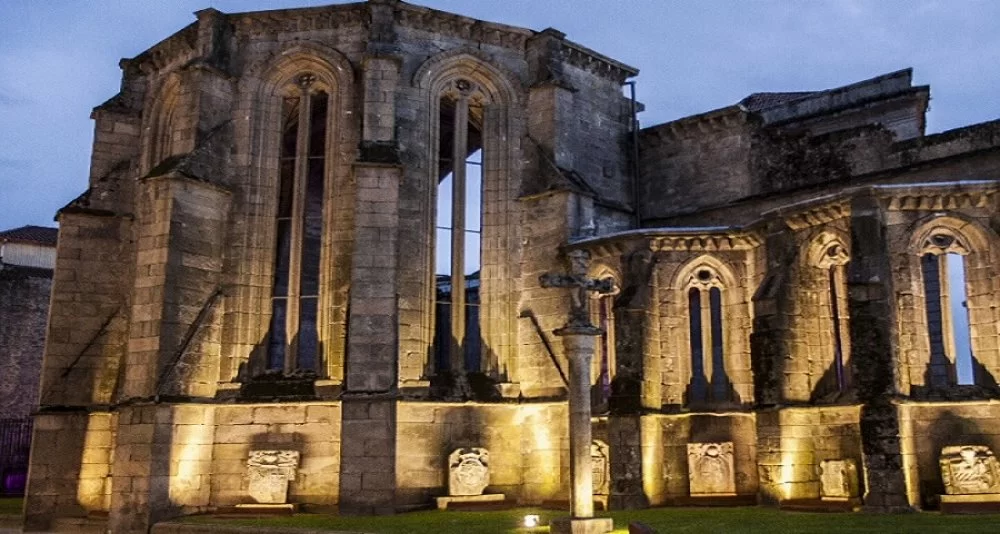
[687,442,736,496]
[246,450,301,504]
[940,445,1000,495]
[448,447,490,496]
[592,440,610,496]
[819,459,859,500]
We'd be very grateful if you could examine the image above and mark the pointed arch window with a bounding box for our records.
[590,289,617,413]
[813,240,851,393]
[433,79,485,375]
[687,267,729,404]
[267,73,329,372]
[920,231,975,386]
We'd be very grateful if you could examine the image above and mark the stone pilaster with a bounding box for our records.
[750,219,798,407]
[339,161,401,512]
[23,412,114,531]
[609,248,656,509]
[108,404,215,534]
[847,193,910,512]
[123,174,230,401]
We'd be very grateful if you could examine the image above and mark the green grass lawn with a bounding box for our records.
[0,498,22,516]
[182,506,1000,534]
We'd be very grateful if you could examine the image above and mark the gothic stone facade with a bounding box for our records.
[24,1,1000,531]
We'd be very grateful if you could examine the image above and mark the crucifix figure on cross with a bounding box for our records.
[540,249,616,332]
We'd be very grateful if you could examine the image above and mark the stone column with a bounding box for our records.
[562,330,598,519]
[542,249,614,533]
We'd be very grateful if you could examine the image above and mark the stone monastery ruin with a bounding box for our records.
[23,0,1000,531]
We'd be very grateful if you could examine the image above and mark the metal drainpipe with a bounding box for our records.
[626,80,641,229]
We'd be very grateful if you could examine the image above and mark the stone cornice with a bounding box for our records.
[125,22,199,75]
[230,3,368,38]
[766,200,851,231]
[394,2,533,50]
[640,106,751,148]
[878,184,997,211]
[651,232,762,252]
[556,39,638,84]
[568,227,762,257]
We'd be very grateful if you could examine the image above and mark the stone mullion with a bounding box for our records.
[449,96,469,375]
[285,87,312,372]
[700,287,713,393]
[937,254,957,381]
[833,264,852,388]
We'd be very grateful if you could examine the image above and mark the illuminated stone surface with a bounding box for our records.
[688,442,736,496]
[18,0,1000,531]
[592,440,610,497]
[819,459,859,501]
[940,446,1000,495]
[246,450,300,504]
[448,448,490,496]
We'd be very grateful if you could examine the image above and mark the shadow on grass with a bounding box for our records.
[177,506,1000,534]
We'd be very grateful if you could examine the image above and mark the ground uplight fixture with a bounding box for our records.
[523,514,540,528]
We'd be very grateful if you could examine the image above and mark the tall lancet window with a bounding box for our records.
[434,79,484,375]
[593,292,616,413]
[920,232,975,386]
[687,267,729,404]
[268,73,328,372]
[814,240,851,393]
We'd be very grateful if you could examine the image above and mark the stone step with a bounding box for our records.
[48,516,108,533]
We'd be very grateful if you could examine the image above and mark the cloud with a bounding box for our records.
[0,87,32,107]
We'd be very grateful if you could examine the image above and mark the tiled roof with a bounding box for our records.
[0,225,58,246]
[739,91,816,112]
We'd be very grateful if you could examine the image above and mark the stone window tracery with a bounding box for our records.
[686,266,729,404]
[808,237,851,395]
[590,282,618,413]
[267,73,330,372]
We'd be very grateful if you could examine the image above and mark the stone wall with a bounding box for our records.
[755,406,862,503]
[395,402,568,506]
[0,267,51,419]
[638,112,753,221]
[23,412,115,531]
[641,413,758,505]
[898,401,1000,509]
[212,403,341,507]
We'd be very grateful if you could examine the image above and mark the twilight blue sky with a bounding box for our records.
[1,0,999,231]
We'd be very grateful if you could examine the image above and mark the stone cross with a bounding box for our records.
[540,249,616,332]
[540,249,615,531]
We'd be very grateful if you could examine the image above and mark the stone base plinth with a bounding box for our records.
[672,494,756,507]
[549,517,614,534]
[540,499,607,511]
[435,493,505,510]
[780,498,860,512]
[941,493,1000,514]
[232,504,298,515]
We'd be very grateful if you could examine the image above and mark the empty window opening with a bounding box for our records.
[828,263,849,391]
[922,250,975,385]
[593,293,615,412]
